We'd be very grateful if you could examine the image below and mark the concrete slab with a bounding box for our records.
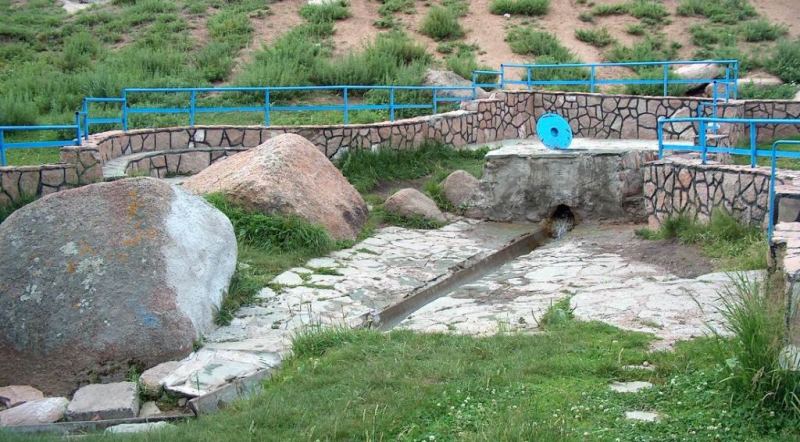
[65,383,139,421]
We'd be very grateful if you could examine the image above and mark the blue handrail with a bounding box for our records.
[0,114,82,166]
[499,60,739,97]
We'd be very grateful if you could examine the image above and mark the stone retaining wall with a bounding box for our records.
[744,99,800,142]
[769,223,800,352]
[126,149,246,178]
[642,158,800,229]
[0,164,81,207]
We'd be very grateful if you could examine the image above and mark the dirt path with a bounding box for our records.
[332,0,381,55]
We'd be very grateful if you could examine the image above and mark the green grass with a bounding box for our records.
[574,27,615,48]
[590,3,629,16]
[506,27,575,62]
[299,0,351,23]
[768,39,800,84]
[489,0,550,16]
[337,141,486,194]
[12,305,800,440]
[730,135,800,170]
[627,0,669,26]
[738,83,798,100]
[635,210,767,271]
[420,6,463,41]
[740,19,788,43]
[677,0,757,24]
[205,193,337,324]
[625,23,645,36]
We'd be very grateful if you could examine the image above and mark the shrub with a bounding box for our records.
[61,32,101,71]
[606,36,679,66]
[207,9,253,48]
[206,193,334,253]
[574,27,615,47]
[299,1,351,23]
[506,27,574,62]
[625,23,645,35]
[489,0,550,16]
[420,6,463,41]
[578,11,594,22]
[590,3,629,16]
[0,95,39,126]
[741,19,788,43]
[738,83,798,100]
[627,0,669,25]
[713,274,800,415]
[768,39,800,84]
[676,0,756,24]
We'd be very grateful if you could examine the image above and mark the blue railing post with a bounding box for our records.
[733,61,740,99]
[0,130,6,166]
[657,118,664,159]
[500,64,505,89]
[74,112,81,144]
[433,89,438,114]
[590,65,596,93]
[189,90,196,127]
[389,87,395,122]
[343,87,349,124]
[81,98,89,138]
[750,122,757,168]
[662,64,669,96]
[122,90,129,131]
[700,119,708,164]
[264,89,271,127]
[526,67,532,90]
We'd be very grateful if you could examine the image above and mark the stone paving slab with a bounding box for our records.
[156,220,530,397]
[399,224,764,349]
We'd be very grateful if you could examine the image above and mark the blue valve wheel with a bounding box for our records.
[536,113,573,150]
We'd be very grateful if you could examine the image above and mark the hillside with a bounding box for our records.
[0,0,798,133]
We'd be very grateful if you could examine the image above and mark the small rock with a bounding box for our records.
[625,411,660,422]
[138,401,161,418]
[622,364,655,372]
[105,421,174,434]
[503,13,511,18]
[384,188,447,224]
[256,287,277,299]
[441,170,480,209]
[177,398,188,407]
[161,349,269,397]
[305,257,338,269]
[66,382,140,421]
[273,271,304,287]
[610,381,653,393]
[139,361,181,396]
[0,386,44,408]
[0,397,69,427]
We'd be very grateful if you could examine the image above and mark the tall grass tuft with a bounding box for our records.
[713,274,800,415]
[768,39,800,84]
[206,193,334,254]
[676,0,756,24]
[506,28,574,62]
[489,0,550,16]
[420,6,463,41]
[575,27,615,48]
[740,19,788,43]
[299,0,351,23]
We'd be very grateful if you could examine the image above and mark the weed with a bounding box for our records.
[578,11,594,22]
[635,210,767,271]
[713,274,800,415]
[299,0,350,23]
[506,27,575,62]
[590,3,629,16]
[575,27,615,48]
[489,0,550,16]
[627,0,669,25]
[420,6,463,41]
[677,0,756,24]
[740,19,788,43]
[768,39,800,84]
[625,23,645,36]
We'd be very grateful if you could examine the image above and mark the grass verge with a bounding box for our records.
[635,209,767,271]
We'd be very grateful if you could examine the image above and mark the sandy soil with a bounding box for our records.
[332,0,382,56]
[752,0,800,38]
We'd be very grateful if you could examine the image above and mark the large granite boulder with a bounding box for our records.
[183,133,368,241]
[384,188,447,223]
[441,170,480,208]
[0,178,237,394]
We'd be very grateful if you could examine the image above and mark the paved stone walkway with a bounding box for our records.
[155,220,530,396]
[398,224,763,349]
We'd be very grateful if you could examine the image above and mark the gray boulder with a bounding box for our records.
[424,69,488,99]
[384,188,446,223]
[0,178,237,394]
[441,170,480,208]
[0,397,68,426]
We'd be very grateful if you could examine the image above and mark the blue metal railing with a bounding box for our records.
[498,60,739,98]
[119,85,476,132]
[657,116,800,240]
[0,113,82,166]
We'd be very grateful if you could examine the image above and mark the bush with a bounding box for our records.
[0,96,39,126]
[628,0,669,25]
[574,27,615,47]
[713,274,800,415]
[741,19,788,43]
[768,39,800,84]
[489,0,550,16]
[506,27,574,62]
[677,0,756,24]
[206,193,334,254]
[606,36,679,66]
[299,1,351,23]
[590,3,629,16]
[420,6,463,41]
[738,83,798,100]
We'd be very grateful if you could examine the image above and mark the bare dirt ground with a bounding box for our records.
[752,0,800,38]
[332,0,382,56]
[589,223,715,279]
